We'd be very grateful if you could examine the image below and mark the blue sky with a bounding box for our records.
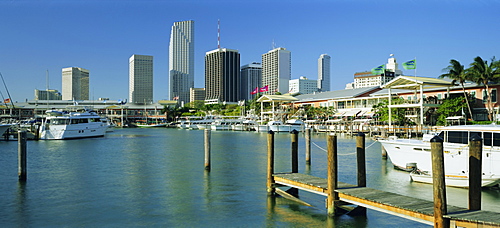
[1,0,500,102]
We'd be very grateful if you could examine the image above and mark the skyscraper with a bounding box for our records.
[262,47,291,95]
[205,48,240,103]
[62,67,89,100]
[318,54,331,92]
[129,54,153,104]
[169,20,194,105]
[240,62,262,100]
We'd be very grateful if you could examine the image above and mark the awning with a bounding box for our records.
[342,109,361,117]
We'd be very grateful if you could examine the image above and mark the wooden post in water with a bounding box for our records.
[469,134,482,211]
[430,136,449,228]
[356,132,366,187]
[267,130,275,195]
[327,134,338,216]
[305,127,311,165]
[18,131,27,181]
[204,129,211,171]
[291,129,299,173]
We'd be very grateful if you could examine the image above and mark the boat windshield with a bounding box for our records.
[49,119,70,125]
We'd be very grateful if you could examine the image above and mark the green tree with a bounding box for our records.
[435,96,469,125]
[372,97,412,125]
[439,59,474,120]
[466,56,500,120]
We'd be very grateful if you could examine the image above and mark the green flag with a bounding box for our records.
[403,59,416,70]
[371,64,385,75]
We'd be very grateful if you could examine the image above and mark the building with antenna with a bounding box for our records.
[61,67,89,100]
[318,54,331,92]
[204,48,240,104]
[262,47,291,95]
[169,20,194,105]
[129,54,153,104]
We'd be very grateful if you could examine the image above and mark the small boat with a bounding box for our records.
[410,170,500,188]
[39,108,108,140]
[136,123,167,128]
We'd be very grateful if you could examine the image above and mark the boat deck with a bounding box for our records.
[273,173,500,227]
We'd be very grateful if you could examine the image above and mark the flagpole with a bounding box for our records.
[414,57,417,77]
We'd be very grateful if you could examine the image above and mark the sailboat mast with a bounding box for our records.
[0,72,14,110]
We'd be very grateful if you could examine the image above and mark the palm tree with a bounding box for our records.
[439,59,474,120]
[466,56,500,120]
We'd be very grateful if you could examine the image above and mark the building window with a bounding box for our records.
[437,93,442,100]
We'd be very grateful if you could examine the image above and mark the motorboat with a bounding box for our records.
[210,119,242,131]
[410,170,500,188]
[39,109,108,140]
[378,124,500,177]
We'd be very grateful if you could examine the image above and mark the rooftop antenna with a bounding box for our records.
[217,19,220,49]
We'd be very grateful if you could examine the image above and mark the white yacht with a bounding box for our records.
[39,109,108,140]
[378,125,500,177]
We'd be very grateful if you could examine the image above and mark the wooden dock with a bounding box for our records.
[273,173,500,227]
[267,131,500,228]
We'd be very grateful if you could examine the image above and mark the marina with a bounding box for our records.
[2,128,500,227]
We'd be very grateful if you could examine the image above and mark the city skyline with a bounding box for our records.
[1,1,500,102]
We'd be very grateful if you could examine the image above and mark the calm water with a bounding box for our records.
[1,128,500,227]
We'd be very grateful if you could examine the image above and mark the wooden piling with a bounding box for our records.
[430,136,449,228]
[469,134,482,211]
[356,132,366,187]
[305,128,311,165]
[267,130,275,195]
[291,129,299,173]
[204,129,211,171]
[327,134,338,216]
[18,131,27,181]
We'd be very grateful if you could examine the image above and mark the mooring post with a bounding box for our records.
[356,132,366,187]
[327,134,338,216]
[430,136,449,228]
[305,127,311,165]
[204,129,211,171]
[469,134,482,211]
[291,129,299,173]
[18,131,27,181]
[267,130,275,195]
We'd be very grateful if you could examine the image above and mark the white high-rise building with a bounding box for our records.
[129,54,153,104]
[262,47,291,95]
[169,20,194,105]
[318,54,331,92]
[289,76,318,94]
[62,67,89,100]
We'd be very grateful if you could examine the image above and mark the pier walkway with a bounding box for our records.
[267,131,500,228]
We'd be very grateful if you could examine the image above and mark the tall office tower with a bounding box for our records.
[62,67,89,100]
[262,47,291,95]
[169,20,194,105]
[129,54,154,104]
[204,48,240,103]
[240,62,262,100]
[318,54,331,92]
